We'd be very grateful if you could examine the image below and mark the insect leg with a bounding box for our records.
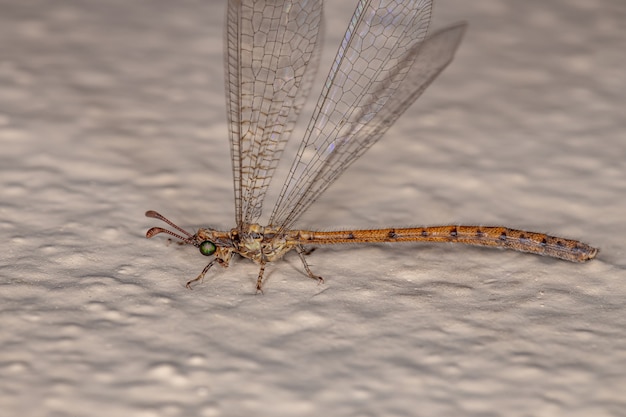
[186,250,233,290]
[296,245,324,284]
[255,261,267,294]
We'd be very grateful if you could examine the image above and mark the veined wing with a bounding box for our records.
[225,0,323,230]
[269,0,466,230]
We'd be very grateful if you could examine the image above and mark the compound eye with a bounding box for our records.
[199,241,217,256]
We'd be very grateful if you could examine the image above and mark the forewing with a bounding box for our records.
[225,0,323,229]
[270,0,466,230]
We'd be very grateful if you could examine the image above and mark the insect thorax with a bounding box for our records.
[196,224,294,264]
[238,224,295,263]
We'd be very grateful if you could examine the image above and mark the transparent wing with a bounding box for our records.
[270,0,466,230]
[225,0,323,230]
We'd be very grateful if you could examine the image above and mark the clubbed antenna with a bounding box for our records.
[145,211,195,245]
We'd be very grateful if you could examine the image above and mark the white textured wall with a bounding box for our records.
[1,1,624,416]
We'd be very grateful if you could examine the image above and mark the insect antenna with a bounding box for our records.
[145,210,196,245]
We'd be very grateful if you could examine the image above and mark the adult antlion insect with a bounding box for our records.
[146,0,598,293]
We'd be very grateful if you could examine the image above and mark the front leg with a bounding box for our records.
[186,248,233,289]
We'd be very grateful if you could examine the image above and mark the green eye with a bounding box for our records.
[199,241,216,256]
